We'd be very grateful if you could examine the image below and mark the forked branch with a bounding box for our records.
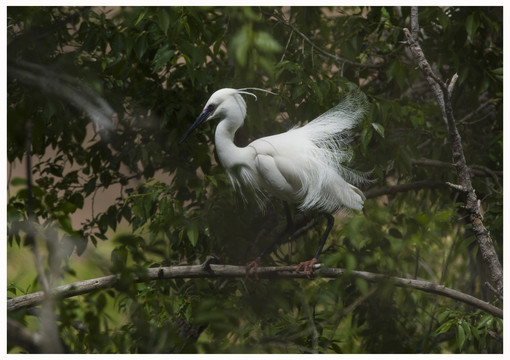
[403,7,502,297]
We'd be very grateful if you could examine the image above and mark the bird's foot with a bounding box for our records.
[295,258,318,279]
[245,257,261,280]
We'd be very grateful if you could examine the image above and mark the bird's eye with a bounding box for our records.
[206,104,216,112]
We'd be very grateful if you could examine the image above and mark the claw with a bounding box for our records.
[295,258,318,279]
[245,257,261,280]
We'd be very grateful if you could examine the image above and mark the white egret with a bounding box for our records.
[180,88,368,277]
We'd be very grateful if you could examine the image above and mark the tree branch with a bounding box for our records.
[409,6,419,42]
[411,157,502,179]
[364,180,447,199]
[272,11,381,69]
[403,8,503,296]
[24,121,65,353]
[457,98,497,125]
[7,264,502,319]
[7,318,44,353]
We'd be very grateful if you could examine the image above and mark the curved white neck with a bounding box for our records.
[215,111,254,171]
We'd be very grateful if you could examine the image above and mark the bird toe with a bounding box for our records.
[295,258,318,279]
[245,257,261,281]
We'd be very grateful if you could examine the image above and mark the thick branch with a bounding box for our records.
[7,264,502,318]
[403,9,502,296]
[409,6,419,41]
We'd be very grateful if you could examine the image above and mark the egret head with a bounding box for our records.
[179,88,276,143]
[179,89,248,143]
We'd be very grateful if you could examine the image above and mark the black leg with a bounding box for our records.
[283,201,293,230]
[258,201,294,258]
[246,202,294,279]
[313,213,335,260]
[296,212,335,278]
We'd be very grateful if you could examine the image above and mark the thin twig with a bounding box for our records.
[485,281,503,301]
[486,328,503,343]
[273,11,381,69]
[301,293,319,354]
[364,180,447,199]
[448,74,458,97]
[457,98,497,125]
[323,284,378,352]
[445,182,468,193]
[411,158,503,178]
[280,29,294,62]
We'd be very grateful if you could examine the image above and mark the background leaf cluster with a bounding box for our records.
[7,6,502,354]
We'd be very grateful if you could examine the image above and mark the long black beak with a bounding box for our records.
[179,108,212,143]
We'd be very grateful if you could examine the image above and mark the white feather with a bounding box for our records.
[193,88,369,214]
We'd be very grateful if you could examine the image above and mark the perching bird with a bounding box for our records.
[180,88,368,277]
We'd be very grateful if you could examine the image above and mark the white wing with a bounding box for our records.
[247,92,368,212]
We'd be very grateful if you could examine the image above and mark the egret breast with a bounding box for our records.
[254,154,302,202]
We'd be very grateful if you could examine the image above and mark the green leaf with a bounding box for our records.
[135,9,148,26]
[106,205,118,231]
[371,122,385,138]
[345,253,357,270]
[436,10,450,30]
[8,283,29,296]
[96,293,107,313]
[152,45,175,73]
[457,322,466,351]
[355,278,369,294]
[56,201,77,214]
[435,320,453,335]
[490,67,503,81]
[186,223,199,247]
[98,214,109,234]
[360,126,373,153]
[157,10,170,34]
[477,315,493,329]
[435,209,451,222]
[58,215,75,234]
[231,25,250,67]
[84,177,97,196]
[416,212,429,226]
[181,16,191,37]
[134,35,148,59]
[465,14,480,39]
[74,236,88,256]
[114,233,141,247]
[111,247,128,272]
[437,311,448,324]
[254,31,282,53]
[110,32,125,55]
[461,321,472,342]
[10,177,26,186]
[69,193,84,209]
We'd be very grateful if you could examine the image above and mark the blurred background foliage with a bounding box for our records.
[7,6,502,353]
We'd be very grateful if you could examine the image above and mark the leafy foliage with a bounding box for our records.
[7,6,502,354]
